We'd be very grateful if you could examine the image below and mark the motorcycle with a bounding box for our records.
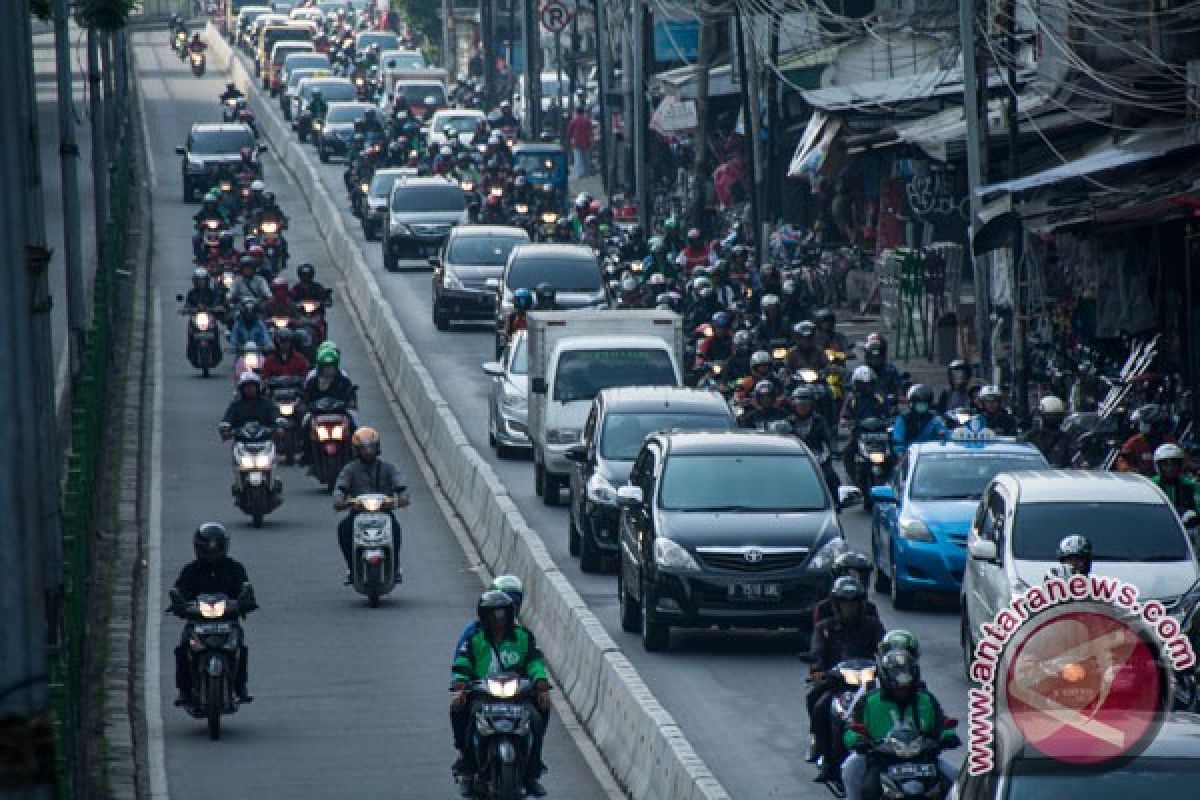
[293,296,330,361]
[169,589,250,740]
[190,50,207,77]
[177,299,224,377]
[346,493,401,607]
[460,178,481,221]
[849,719,957,799]
[308,396,353,492]
[226,421,283,527]
[460,673,540,800]
[258,218,288,274]
[268,375,305,465]
[233,344,267,380]
[173,30,188,58]
[851,417,893,510]
[816,659,878,793]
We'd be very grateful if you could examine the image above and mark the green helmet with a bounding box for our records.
[877,629,920,661]
[204,190,220,203]
[315,341,340,366]
[662,217,679,233]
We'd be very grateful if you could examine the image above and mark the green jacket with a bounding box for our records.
[1152,475,1200,514]
[452,625,548,684]
[844,688,954,750]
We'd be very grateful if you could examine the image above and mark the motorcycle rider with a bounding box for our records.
[1152,443,1199,516]
[187,32,206,57]
[863,339,903,407]
[754,294,791,349]
[1047,534,1094,580]
[696,311,735,366]
[491,99,519,131]
[1117,403,1176,475]
[331,427,410,582]
[192,191,230,260]
[936,359,973,413]
[503,288,535,344]
[451,590,551,797]
[842,366,887,427]
[170,523,257,706]
[739,380,790,430]
[811,552,877,627]
[220,82,244,105]
[813,308,850,354]
[303,342,357,408]
[972,385,1020,436]
[290,263,330,305]
[480,192,508,225]
[534,282,558,311]
[220,372,280,436]
[787,320,828,372]
[680,228,711,274]
[891,385,946,457]
[183,268,220,310]
[842,648,959,800]
[787,386,839,492]
[721,330,755,383]
[230,298,273,352]
[262,277,298,321]
[260,328,311,382]
[307,87,329,124]
[808,577,886,783]
[251,193,290,263]
[1022,396,1071,467]
[642,237,674,280]
[229,256,271,309]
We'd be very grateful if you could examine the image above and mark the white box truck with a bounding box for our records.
[528,310,684,504]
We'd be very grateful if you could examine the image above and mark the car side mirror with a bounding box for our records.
[616,485,643,507]
[175,146,187,155]
[837,486,863,510]
[482,361,504,377]
[564,445,587,463]
[531,377,547,394]
[869,485,896,504]
[968,538,999,563]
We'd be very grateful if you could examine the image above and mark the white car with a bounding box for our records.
[427,110,487,148]
[960,470,1200,673]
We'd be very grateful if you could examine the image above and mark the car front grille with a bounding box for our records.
[695,547,810,572]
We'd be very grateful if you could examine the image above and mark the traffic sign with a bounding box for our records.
[540,0,572,33]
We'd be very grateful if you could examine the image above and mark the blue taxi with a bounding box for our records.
[868,428,1047,610]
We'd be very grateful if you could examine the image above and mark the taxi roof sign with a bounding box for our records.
[946,422,1000,445]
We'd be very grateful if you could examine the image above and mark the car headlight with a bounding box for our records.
[799,369,819,383]
[808,537,846,571]
[541,212,558,224]
[586,472,617,506]
[898,518,934,542]
[546,428,580,444]
[654,538,700,571]
[442,271,464,291]
[501,386,526,413]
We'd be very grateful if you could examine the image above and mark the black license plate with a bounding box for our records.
[728,582,782,602]
[886,762,938,779]
[483,703,524,717]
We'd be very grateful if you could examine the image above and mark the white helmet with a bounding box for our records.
[1038,396,1065,415]
[1154,443,1186,464]
[851,365,876,385]
[237,370,261,389]
[251,180,266,192]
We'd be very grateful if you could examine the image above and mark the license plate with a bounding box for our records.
[728,582,782,602]
[194,331,215,340]
[362,548,384,562]
[483,703,524,717]
[886,762,938,779]
[194,622,233,634]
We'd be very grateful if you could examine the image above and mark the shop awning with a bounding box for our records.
[787,111,842,179]
[649,63,739,100]
[800,67,1034,113]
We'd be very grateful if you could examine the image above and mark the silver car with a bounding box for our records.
[961,470,1200,672]
[361,168,418,241]
[482,330,530,459]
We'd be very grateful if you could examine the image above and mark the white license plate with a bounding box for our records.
[728,582,782,602]
[887,762,938,779]
[362,548,384,561]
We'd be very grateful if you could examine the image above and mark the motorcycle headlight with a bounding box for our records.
[331,424,345,440]
[300,300,319,314]
[898,518,934,542]
[205,219,220,230]
[360,182,370,193]
[226,98,238,107]
[490,187,504,198]
[869,451,887,465]
[254,452,271,469]
[541,212,558,224]
[460,181,474,192]
[800,369,819,383]
[515,203,529,214]
[244,353,261,370]
[261,221,279,234]
[486,676,520,699]
[654,538,700,571]
[222,272,234,288]
[278,402,295,416]
[313,119,323,130]
[271,317,289,329]
[772,347,788,360]
[238,453,257,469]
[360,495,383,512]
[193,312,211,330]
[199,599,226,619]
[442,271,464,291]
[586,472,617,506]
[807,537,846,571]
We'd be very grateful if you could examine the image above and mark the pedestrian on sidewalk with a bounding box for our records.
[567,105,593,180]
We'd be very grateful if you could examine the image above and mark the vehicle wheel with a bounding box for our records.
[319,147,329,163]
[618,569,640,633]
[432,306,450,331]
[873,564,890,594]
[325,471,337,494]
[201,365,210,379]
[488,421,497,448]
[498,760,521,800]
[890,570,915,611]
[363,221,376,241]
[580,524,602,573]
[534,461,544,497]
[383,248,398,272]
[206,679,221,740]
[252,511,264,528]
[368,586,380,608]
[541,473,559,507]
[640,580,669,652]
[568,512,581,556]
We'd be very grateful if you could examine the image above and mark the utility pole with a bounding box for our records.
[633,0,649,232]
[523,0,541,136]
[743,11,766,237]
[88,26,109,274]
[593,0,611,195]
[54,0,86,377]
[690,7,715,229]
[765,9,782,221]
[959,0,991,374]
[733,6,762,266]
[1006,0,1027,417]
[482,0,495,109]
[567,0,580,106]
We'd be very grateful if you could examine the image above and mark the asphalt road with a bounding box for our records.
[134,34,614,800]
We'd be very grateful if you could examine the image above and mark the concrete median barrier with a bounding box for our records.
[206,26,729,800]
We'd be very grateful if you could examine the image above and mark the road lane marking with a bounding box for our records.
[144,291,169,799]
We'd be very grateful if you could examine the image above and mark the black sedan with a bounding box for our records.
[616,431,853,652]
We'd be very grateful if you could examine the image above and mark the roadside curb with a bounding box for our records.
[205,26,730,800]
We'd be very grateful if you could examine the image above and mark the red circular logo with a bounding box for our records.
[1004,610,1167,765]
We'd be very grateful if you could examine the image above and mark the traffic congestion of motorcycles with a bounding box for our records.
[161,4,1200,798]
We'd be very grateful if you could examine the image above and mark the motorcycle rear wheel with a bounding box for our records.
[205,678,221,740]
[497,761,521,800]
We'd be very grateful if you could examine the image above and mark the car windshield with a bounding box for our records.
[325,104,368,124]
[288,69,325,88]
[387,53,426,69]
[284,55,328,72]
[1004,758,1200,798]
[506,256,600,291]
[358,33,398,50]
[448,235,526,266]
[513,153,566,183]
[369,172,409,198]
[601,412,732,460]
[436,115,482,134]
[390,185,464,212]
[552,350,676,403]
[659,453,827,512]
[272,45,312,64]
[1011,502,1189,562]
[398,84,447,106]
[910,452,1047,500]
[304,81,355,102]
[510,338,528,375]
[190,129,255,154]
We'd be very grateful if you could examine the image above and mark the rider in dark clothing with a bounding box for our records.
[220,372,280,432]
[786,386,839,492]
[936,359,973,413]
[973,385,1020,436]
[1021,396,1071,467]
[219,82,244,104]
[184,268,220,309]
[170,523,257,704]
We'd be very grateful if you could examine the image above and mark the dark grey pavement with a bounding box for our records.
[222,47,971,800]
[134,33,614,800]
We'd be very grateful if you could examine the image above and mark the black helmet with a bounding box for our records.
[906,383,934,406]
[790,385,817,406]
[832,551,872,583]
[878,648,920,693]
[297,263,316,282]
[830,575,866,621]
[815,308,835,326]
[792,320,816,339]
[947,358,969,380]
[1133,403,1167,429]
[753,379,776,400]
[273,327,295,347]
[864,341,885,361]
[193,522,229,564]
[732,330,753,353]
[1056,534,1093,575]
[877,629,920,661]
[476,589,516,631]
